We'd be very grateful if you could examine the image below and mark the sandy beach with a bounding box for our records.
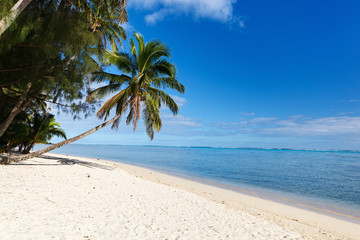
[0,153,359,240]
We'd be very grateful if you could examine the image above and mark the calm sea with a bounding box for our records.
[34,144,360,222]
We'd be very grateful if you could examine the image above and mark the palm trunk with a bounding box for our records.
[0,82,32,138]
[0,114,121,164]
[0,0,33,36]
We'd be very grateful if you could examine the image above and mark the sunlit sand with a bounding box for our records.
[0,153,358,239]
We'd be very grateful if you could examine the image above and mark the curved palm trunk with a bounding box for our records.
[0,82,32,138]
[0,114,120,164]
[0,0,32,36]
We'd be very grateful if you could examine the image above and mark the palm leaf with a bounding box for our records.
[87,32,184,139]
[151,77,185,93]
[86,83,123,103]
[146,87,179,115]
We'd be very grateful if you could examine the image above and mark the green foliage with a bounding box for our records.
[0,0,15,19]
[87,33,185,139]
[0,112,66,153]
[87,0,127,52]
[0,0,128,151]
[0,0,128,111]
[23,113,67,153]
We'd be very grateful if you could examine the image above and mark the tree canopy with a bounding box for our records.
[88,32,185,139]
[0,0,127,151]
[0,0,186,165]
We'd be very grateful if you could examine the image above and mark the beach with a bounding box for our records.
[0,153,359,240]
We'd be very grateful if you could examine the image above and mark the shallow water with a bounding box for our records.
[34,144,360,221]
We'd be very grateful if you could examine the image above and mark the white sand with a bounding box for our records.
[0,153,359,240]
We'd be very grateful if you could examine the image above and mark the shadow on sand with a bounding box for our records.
[12,155,114,171]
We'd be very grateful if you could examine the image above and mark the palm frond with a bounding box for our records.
[146,87,179,115]
[133,32,145,57]
[90,71,130,84]
[142,90,162,131]
[97,88,127,119]
[151,77,185,93]
[149,59,176,78]
[130,37,137,62]
[87,32,184,139]
[125,95,141,130]
[86,83,123,103]
[104,51,134,73]
[140,41,171,73]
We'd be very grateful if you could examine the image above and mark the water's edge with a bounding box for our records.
[34,144,360,224]
[51,151,360,224]
[150,167,360,224]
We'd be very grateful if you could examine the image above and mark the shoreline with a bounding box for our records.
[1,152,359,239]
[51,149,360,224]
[55,153,360,239]
[148,167,360,224]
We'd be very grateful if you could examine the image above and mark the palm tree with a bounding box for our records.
[0,32,185,164]
[87,0,127,58]
[87,32,185,138]
[22,113,67,153]
[0,111,66,153]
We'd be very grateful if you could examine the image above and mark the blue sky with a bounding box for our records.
[53,0,360,150]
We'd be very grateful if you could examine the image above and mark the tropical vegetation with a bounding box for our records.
[2,113,66,154]
[0,1,186,164]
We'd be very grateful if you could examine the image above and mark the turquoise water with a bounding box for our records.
[34,144,360,221]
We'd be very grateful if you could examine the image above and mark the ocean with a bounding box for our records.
[34,144,360,222]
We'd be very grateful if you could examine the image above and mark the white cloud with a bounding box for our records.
[170,95,188,107]
[336,111,355,116]
[214,116,360,137]
[162,113,202,127]
[122,22,136,34]
[269,117,360,136]
[129,0,243,26]
[240,112,255,116]
[145,8,170,25]
[249,117,277,124]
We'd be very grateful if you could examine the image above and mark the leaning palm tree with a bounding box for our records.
[0,32,185,164]
[87,32,185,138]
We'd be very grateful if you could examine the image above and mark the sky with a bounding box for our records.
[53,0,360,150]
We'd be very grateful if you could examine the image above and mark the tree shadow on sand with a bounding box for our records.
[12,155,114,171]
